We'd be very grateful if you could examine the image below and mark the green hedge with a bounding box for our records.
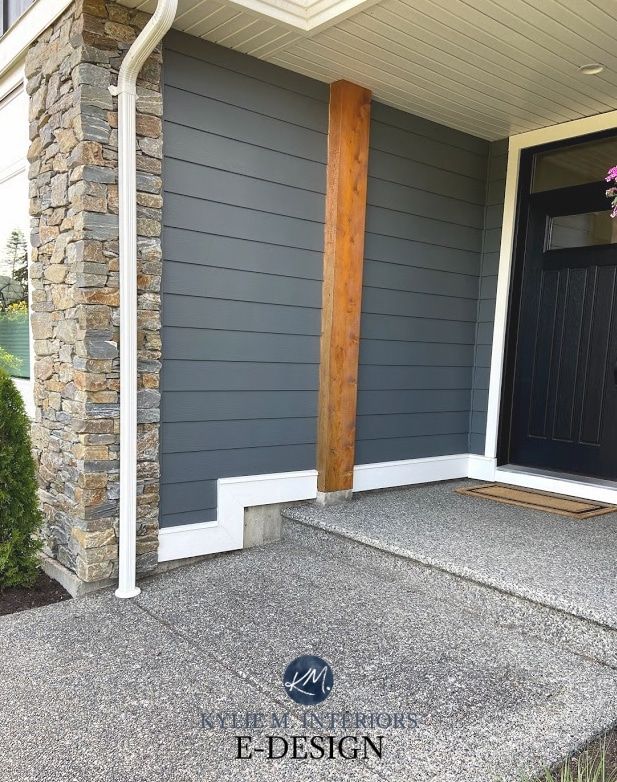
[0,369,42,587]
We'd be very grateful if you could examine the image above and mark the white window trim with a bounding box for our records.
[483,109,617,498]
[0,0,72,83]
[0,61,33,415]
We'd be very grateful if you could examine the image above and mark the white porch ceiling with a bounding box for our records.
[123,0,617,140]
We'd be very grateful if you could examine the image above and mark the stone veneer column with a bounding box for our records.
[26,0,163,589]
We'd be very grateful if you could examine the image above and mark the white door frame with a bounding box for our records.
[483,109,617,499]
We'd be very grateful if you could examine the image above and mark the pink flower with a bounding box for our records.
[606,166,617,182]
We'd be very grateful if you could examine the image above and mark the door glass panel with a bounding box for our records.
[546,210,617,250]
[532,136,617,192]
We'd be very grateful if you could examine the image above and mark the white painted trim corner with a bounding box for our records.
[158,469,318,562]
[467,454,496,481]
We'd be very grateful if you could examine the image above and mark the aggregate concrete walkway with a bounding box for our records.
[284,479,617,629]
[1,522,617,782]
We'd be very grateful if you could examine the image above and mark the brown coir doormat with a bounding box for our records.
[456,483,617,519]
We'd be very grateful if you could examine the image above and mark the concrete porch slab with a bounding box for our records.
[1,523,617,781]
[283,479,617,630]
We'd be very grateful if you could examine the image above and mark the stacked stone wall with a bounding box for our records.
[26,0,162,585]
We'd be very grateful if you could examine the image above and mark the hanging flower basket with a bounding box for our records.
[606,166,617,216]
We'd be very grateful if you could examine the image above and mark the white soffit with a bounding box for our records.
[121,0,617,140]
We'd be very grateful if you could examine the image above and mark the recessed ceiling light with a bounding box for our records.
[578,63,604,75]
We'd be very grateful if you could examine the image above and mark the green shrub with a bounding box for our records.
[0,369,42,587]
[0,345,21,375]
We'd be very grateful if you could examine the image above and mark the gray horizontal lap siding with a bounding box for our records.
[161,31,327,528]
[356,101,489,465]
[469,139,508,455]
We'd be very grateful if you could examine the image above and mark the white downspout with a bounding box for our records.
[110,0,178,599]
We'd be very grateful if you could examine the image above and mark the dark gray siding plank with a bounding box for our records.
[475,322,494,345]
[160,507,217,528]
[163,361,318,392]
[364,234,480,275]
[163,418,317,454]
[164,261,322,306]
[357,389,472,416]
[356,101,488,465]
[165,158,325,222]
[166,85,327,163]
[163,228,322,280]
[161,481,218,517]
[355,434,469,464]
[369,149,486,204]
[468,433,486,454]
[370,102,487,155]
[362,287,478,322]
[365,208,482,251]
[161,33,326,528]
[363,259,478,299]
[164,124,326,192]
[163,329,320,364]
[367,177,484,228]
[163,294,320,335]
[357,411,470,440]
[478,297,496,324]
[359,365,473,391]
[165,30,328,104]
[164,194,323,252]
[162,444,316,484]
[164,48,328,131]
[162,391,318,423]
[360,341,475,367]
[370,120,487,179]
[473,391,489,414]
[360,314,476,344]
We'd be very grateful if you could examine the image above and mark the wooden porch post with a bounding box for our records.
[316,80,371,501]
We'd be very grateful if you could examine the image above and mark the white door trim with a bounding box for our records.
[494,466,617,506]
[484,109,617,463]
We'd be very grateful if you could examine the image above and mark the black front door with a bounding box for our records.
[505,139,617,480]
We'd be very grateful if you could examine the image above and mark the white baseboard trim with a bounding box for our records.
[159,452,617,563]
[158,469,318,562]
[467,454,497,481]
[352,453,470,492]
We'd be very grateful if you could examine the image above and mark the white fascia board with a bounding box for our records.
[0,0,72,82]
